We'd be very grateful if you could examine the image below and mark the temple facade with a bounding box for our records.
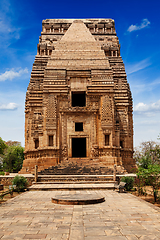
[20,19,135,173]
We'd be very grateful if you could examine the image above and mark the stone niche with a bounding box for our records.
[20,19,135,174]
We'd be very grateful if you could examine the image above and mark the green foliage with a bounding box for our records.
[137,164,160,202]
[0,137,7,155]
[12,175,28,192]
[0,159,3,171]
[0,171,4,175]
[134,140,160,202]
[0,137,24,173]
[134,141,160,166]
[3,145,24,173]
[138,153,152,169]
[121,176,134,191]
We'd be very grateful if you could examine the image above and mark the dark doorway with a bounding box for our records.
[120,141,123,148]
[72,92,86,107]
[72,138,86,157]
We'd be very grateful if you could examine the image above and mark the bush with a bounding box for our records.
[12,175,28,192]
[0,171,4,175]
[121,176,134,191]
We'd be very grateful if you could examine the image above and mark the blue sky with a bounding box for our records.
[0,0,160,147]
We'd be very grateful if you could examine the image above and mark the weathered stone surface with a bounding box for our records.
[1,190,160,239]
[20,19,135,174]
[52,193,105,205]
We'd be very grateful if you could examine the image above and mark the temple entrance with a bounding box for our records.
[72,138,86,157]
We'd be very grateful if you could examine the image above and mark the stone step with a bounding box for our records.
[33,181,115,184]
[37,174,114,183]
[38,163,115,176]
[28,183,116,191]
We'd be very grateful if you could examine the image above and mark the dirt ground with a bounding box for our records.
[131,186,160,207]
[0,186,23,204]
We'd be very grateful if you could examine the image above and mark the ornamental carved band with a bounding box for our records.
[101,95,113,128]
[46,95,57,129]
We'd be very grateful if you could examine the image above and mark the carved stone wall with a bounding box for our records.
[20,19,135,174]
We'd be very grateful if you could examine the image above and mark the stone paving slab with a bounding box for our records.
[0,190,160,239]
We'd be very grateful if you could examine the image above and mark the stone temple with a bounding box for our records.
[20,19,135,174]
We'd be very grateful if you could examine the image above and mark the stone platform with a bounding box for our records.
[52,193,105,205]
[1,190,160,239]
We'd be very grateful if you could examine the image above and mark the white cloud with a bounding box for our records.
[126,58,151,75]
[0,68,28,81]
[134,100,160,114]
[127,19,150,32]
[0,102,18,110]
[134,102,148,112]
[0,90,25,145]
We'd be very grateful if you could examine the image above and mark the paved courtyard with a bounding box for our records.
[0,190,160,239]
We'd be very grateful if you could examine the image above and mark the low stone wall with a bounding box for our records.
[0,175,35,186]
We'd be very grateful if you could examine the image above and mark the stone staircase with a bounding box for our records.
[38,159,127,176]
[37,174,114,183]
[28,174,116,191]
[28,159,127,191]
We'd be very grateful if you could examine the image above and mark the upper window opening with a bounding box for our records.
[75,122,83,132]
[72,92,86,107]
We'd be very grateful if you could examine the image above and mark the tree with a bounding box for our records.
[0,137,7,155]
[3,145,24,173]
[138,153,152,169]
[134,141,160,167]
[137,164,160,202]
[135,141,160,201]
[5,140,21,147]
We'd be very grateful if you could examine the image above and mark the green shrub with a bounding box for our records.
[3,145,24,173]
[12,175,28,192]
[0,171,4,175]
[121,176,134,191]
